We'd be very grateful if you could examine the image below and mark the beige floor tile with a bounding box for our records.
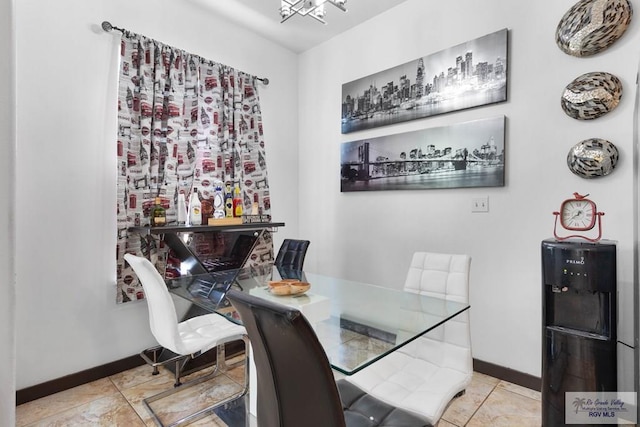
[189,414,229,426]
[121,369,244,427]
[325,336,394,372]
[17,366,522,427]
[16,378,119,427]
[496,380,541,401]
[181,364,218,383]
[472,371,501,386]
[150,375,243,426]
[23,393,144,427]
[441,375,497,426]
[466,387,541,427]
[226,354,246,365]
[109,364,173,391]
[119,371,182,425]
[224,360,248,386]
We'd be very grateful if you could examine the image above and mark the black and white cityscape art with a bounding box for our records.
[341,29,508,134]
[340,116,505,192]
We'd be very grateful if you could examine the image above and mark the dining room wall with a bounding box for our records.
[297,0,638,385]
[11,0,639,395]
[13,0,300,389]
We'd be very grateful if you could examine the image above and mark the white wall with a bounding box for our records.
[1,0,16,423]
[298,0,637,382]
[14,0,299,388]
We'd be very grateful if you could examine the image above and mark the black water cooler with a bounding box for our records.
[541,239,617,427]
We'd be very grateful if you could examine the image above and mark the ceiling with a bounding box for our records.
[188,0,411,53]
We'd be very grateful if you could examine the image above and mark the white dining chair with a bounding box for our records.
[124,253,249,427]
[345,252,472,426]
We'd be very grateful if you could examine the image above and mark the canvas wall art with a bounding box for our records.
[340,116,505,192]
[341,29,508,134]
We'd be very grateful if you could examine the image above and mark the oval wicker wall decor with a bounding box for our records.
[556,0,632,57]
[561,72,622,120]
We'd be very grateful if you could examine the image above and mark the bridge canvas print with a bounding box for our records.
[341,28,508,134]
[340,116,505,192]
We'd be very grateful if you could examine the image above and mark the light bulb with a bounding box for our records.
[280,0,291,18]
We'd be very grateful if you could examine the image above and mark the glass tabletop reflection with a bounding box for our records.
[167,264,469,375]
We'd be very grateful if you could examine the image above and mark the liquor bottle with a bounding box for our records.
[224,182,234,218]
[213,183,225,219]
[189,188,202,225]
[200,198,212,224]
[233,186,243,217]
[177,193,187,224]
[150,197,166,227]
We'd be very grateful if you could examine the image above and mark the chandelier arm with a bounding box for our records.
[280,0,346,24]
[293,3,318,16]
[308,13,328,24]
[280,13,296,23]
[326,0,347,12]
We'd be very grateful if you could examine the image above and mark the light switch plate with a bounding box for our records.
[472,197,489,213]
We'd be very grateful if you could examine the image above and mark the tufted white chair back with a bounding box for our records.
[404,252,470,303]
[124,254,183,354]
[403,252,472,373]
[346,252,472,425]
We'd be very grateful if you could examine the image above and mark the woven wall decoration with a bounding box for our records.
[567,138,619,178]
[561,72,622,120]
[556,0,632,57]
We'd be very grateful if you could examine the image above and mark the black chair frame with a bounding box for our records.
[226,289,428,427]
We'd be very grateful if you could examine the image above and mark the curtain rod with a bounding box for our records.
[101,21,269,85]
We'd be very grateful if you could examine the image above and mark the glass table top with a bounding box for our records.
[167,264,469,375]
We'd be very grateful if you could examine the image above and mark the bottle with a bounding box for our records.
[213,183,225,219]
[233,186,243,217]
[200,198,212,224]
[189,188,202,225]
[224,182,234,218]
[151,197,166,227]
[177,193,187,224]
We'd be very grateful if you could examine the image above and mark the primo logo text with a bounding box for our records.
[566,257,585,265]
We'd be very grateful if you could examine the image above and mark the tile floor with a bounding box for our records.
[16,355,541,426]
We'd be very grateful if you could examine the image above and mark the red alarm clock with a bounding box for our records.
[553,192,604,242]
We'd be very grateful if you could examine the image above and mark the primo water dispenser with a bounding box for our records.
[541,238,617,426]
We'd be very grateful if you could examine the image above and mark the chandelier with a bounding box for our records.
[280,0,347,24]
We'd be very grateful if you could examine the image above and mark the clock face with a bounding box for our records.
[560,199,597,230]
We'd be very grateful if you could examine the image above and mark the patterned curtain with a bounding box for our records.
[115,32,271,303]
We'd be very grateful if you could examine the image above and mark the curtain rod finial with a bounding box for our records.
[101,21,114,32]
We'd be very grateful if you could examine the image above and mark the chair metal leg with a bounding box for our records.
[143,336,250,427]
[217,342,227,372]
[240,335,250,392]
[174,359,182,387]
[151,347,160,375]
[140,345,166,376]
[140,346,190,383]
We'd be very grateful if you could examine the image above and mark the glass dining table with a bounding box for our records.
[166,263,470,376]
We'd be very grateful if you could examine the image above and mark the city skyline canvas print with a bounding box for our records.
[340,116,505,192]
[341,28,508,134]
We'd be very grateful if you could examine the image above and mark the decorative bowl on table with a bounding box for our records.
[268,280,311,296]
